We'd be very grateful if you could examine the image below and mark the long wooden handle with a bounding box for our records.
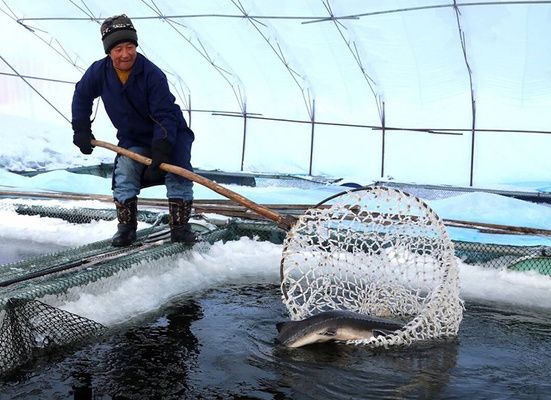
[91,139,296,230]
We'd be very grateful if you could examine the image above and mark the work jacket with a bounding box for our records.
[71,53,194,173]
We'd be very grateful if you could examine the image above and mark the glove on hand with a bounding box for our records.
[72,121,95,155]
[144,138,172,182]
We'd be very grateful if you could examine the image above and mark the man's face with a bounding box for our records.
[109,42,137,71]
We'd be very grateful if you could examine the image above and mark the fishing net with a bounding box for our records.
[0,203,284,375]
[0,193,545,373]
[0,298,106,373]
[0,198,161,224]
[280,186,463,347]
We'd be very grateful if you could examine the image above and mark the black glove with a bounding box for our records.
[144,138,172,182]
[72,120,95,155]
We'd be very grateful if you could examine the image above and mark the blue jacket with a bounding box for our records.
[72,53,194,171]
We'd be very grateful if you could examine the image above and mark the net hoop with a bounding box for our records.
[280,186,463,347]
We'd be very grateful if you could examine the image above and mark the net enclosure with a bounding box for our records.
[0,205,284,375]
[0,298,106,374]
[0,194,548,372]
[280,186,464,347]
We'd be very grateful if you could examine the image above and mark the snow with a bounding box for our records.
[430,192,551,231]
[0,210,118,246]
[1,172,551,323]
[56,237,283,325]
[2,168,550,238]
[11,212,549,324]
[56,237,551,325]
[0,115,112,172]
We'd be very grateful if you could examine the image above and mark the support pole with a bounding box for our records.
[240,107,248,172]
[308,100,316,176]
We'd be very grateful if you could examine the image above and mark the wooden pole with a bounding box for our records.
[91,139,296,230]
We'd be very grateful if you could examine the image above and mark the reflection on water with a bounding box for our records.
[100,300,202,398]
[271,342,459,399]
[68,300,204,399]
[0,284,550,399]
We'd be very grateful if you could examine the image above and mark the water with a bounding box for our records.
[1,283,550,399]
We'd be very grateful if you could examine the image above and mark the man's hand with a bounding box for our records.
[72,121,95,155]
[144,138,171,182]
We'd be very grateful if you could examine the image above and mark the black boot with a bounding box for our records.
[112,197,138,247]
[169,199,197,244]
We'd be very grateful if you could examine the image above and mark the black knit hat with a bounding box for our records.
[100,14,138,54]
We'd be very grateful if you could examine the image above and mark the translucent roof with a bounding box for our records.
[1,1,550,186]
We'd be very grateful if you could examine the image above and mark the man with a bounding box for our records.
[71,14,196,246]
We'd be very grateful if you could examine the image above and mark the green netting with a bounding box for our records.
[0,224,230,307]
[0,225,280,303]
[0,226,160,292]
[454,240,551,274]
[0,203,287,374]
[2,203,546,304]
[508,256,551,275]
[0,202,549,374]
[1,202,549,277]
[15,203,162,224]
[225,220,286,244]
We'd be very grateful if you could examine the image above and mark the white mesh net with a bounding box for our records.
[280,186,463,347]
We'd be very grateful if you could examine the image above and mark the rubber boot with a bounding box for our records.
[169,199,197,244]
[112,197,138,247]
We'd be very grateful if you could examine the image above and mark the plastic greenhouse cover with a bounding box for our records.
[1,1,550,186]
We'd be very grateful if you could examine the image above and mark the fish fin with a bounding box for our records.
[373,329,396,337]
[321,329,337,337]
[276,321,288,333]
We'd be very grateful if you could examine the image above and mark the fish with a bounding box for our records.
[276,310,404,348]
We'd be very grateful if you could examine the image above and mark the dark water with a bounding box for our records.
[1,283,551,399]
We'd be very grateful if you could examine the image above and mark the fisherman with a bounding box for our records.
[71,14,196,246]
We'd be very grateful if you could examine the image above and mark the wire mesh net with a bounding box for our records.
[455,241,551,275]
[0,199,162,224]
[280,186,464,347]
[0,195,549,372]
[0,298,106,373]
[0,207,286,375]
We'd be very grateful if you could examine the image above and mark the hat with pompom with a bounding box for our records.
[100,14,138,54]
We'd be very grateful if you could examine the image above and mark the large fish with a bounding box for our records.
[276,310,404,348]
